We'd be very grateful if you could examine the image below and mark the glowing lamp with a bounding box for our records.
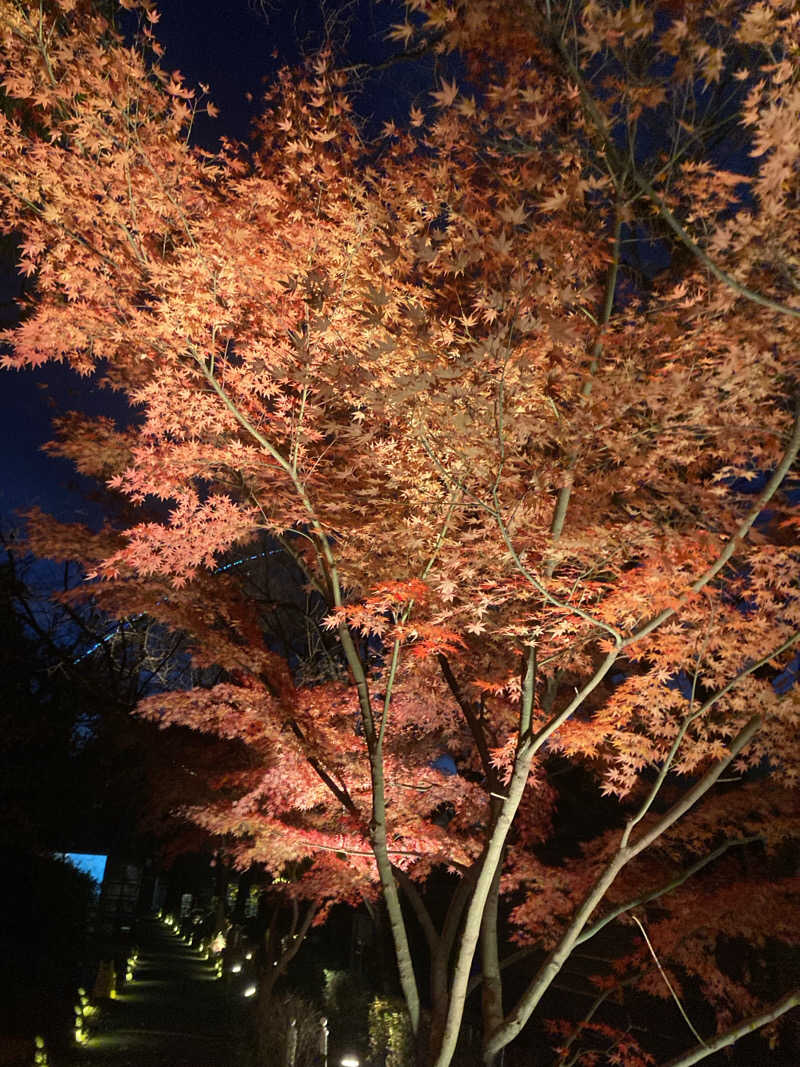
[243,984,257,998]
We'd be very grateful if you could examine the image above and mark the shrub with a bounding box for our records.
[369,996,413,1067]
[255,991,322,1067]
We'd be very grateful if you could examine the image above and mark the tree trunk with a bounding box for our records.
[213,855,227,934]
[480,863,503,1065]
[428,949,449,1064]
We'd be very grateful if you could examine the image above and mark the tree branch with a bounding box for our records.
[662,989,799,1067]
[432,644,539,1067]
[394,868,439,954]
[623,398,800,646]
[438,653,497,788]
[484,714,762,1059]
[547,209,623,564]
[633,170,800,320]
[575,834,763,948]
[545,27,800,320]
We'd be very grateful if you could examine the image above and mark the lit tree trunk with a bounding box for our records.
[480,863,503,1066]
[368,746,421,1035]
[339,625,422,1036]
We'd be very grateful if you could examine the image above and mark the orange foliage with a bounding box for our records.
[2,1,799,1063]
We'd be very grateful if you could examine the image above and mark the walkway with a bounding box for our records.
[67,918,241,1067]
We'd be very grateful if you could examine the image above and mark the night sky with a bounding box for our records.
[0,0,419,531]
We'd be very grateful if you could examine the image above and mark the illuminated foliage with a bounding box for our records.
[1,1,799,1063]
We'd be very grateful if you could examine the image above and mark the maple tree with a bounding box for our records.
[2,0,800,1063]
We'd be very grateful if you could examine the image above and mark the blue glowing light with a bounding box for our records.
[60,852,108,885]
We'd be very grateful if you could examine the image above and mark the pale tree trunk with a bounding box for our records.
[336,624,422,1037]
[430,645,541,1067]
[368,746,421,1035]
[480,863,503,1066]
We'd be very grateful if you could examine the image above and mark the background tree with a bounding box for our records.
[1,1,799,1064]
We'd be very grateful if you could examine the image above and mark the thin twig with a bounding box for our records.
[631,915,707,1048]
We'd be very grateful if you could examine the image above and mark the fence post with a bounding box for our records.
[319,1015,329,1067]
[285,1016,297,1067]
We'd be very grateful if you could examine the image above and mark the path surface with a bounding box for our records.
[67,918,240,1067]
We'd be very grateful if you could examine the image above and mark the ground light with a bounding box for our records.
[340,1058,360,1066]
[73,986,95,1044]
[73,1002,86,1044]
[243,984,257,998]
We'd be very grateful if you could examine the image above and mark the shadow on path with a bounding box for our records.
[67,918,241,1067]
